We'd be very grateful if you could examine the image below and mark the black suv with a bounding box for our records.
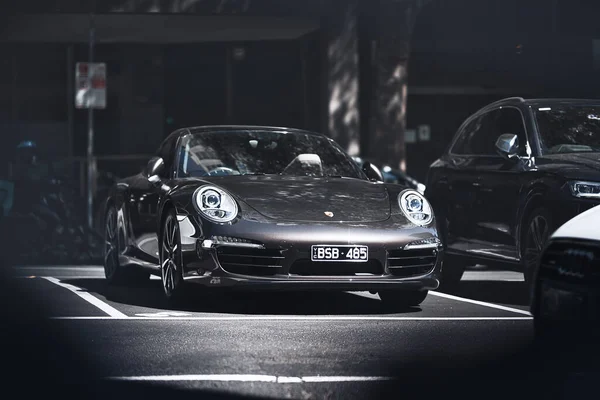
[426,97,600,290]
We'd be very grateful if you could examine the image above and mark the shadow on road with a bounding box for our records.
[61,278,423,315]
[453,280,530,307]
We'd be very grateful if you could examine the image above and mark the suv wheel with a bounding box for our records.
[522,207,552,286]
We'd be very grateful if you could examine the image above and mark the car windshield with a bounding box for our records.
[177,129,366,179]
[535,104,600,154]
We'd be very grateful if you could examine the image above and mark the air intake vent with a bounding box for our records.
[289,259,383,276]
[216,247,284,276]
[539,240,600,283]
[387,248,438,278]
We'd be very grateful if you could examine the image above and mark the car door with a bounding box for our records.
[433,115,485,254]
[130,133,180,262]
[471,107,531,261]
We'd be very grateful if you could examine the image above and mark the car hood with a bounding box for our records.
[539,152,600,172]
[205,175,391,223]
[552,204,600,241]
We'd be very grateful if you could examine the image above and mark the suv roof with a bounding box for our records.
[475,97,600,114]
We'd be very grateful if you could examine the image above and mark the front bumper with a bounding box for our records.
[535,279,600,323]
[178,215,442,291]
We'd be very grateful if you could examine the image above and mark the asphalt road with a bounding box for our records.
[2,265,598,400]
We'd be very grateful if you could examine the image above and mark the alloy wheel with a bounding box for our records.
[104,208,119,279]
[524,214,549,276]
[161,214,181,297]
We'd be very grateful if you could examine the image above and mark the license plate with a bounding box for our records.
[311,245,368,262]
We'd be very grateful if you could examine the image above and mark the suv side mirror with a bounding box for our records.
[362,161,384,182]
[495,133,520,160]
[143,156,165,184]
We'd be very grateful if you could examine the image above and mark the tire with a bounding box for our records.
[434,209,465,293]
[533,316,577,349]
[379,290,429,310]
[159,208,187,302]
[437,257,466,293]
[522,207,552,287]
[104,206,149,285]
[533,316,558,342]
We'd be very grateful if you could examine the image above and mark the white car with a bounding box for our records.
[530,204,600,341]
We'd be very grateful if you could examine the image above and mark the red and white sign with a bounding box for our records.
[75,62,106,109]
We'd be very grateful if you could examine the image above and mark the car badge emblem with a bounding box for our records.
[324,211,334,218]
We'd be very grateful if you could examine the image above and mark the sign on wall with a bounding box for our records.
[405,129,417,144]
[75,62,106,109]
[418,124,431,142]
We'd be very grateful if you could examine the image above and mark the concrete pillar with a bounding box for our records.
[323,0,423,169]
[323,0,361,156]
[366,0,419,171]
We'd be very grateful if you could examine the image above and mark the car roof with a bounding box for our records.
[523,98,600,107]
[185,125,326,137]
[160,125,328,146]
[478,97,600,111]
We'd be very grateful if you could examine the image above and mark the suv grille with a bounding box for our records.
[539,240,600,284]
[216,247,284,276]
[387,248,438,278]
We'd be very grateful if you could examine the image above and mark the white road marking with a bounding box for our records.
[461,270,524,282]
[51,316,532,321]
[135,312,193,317]
[107,374,395,383]
[42,277,128,319]
[429,291,532,316]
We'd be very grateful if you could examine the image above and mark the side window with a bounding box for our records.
[450,117,479,155]
[451,109,527,156]
[494,108,528,155]
[450,115,489,155]
[155,134,178,178]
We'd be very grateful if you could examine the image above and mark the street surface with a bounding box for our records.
[2,265,598,400]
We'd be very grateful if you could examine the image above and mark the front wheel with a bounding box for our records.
[379,290,428,310]
[522,208,552,286]
[160,209,187,302]
[437,258,466,293]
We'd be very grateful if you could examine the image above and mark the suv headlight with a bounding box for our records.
[193,185,239,223]
[569,181,600,198]
[398,189,433,226]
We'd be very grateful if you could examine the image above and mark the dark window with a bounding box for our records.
[534,104,600,154]
[494,107,528,155]
[156,133,179,178]
[450,115,485,155]
[451,108,527,156]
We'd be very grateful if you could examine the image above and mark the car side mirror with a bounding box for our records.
[362,161,384,182]
[143,157,165,185]
[495,133,520,160]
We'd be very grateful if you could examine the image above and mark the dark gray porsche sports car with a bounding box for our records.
[103,126,442,307]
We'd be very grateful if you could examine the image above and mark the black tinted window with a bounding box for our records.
[534,105,600,154]
[450,114,492,155]
[156,133,179,178]
[495,108,528,155]
[451,108,527,156]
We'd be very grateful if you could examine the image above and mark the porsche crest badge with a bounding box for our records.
[324,211,334,218]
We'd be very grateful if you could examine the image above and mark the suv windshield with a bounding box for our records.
[535,104,600,154]
[177,129,366,179]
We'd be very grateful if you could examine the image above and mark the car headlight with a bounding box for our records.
[569,181,600,198]
[398,189,433,226]
[193,185,239,223]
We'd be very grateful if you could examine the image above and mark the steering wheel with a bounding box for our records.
[207,167,238,176]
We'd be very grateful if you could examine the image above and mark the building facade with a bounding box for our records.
[1,0,599,186]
